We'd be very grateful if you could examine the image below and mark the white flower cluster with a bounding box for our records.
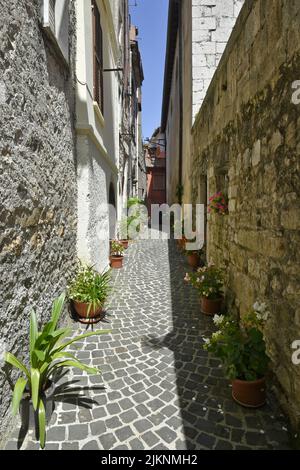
[213,314,225,326]
[212,331,222,341]
[253,301,269,321]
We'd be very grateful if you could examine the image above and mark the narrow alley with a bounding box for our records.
[1,0,300,456]
[6,233,291,450]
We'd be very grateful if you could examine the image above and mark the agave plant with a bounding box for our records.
[5,293,110,448]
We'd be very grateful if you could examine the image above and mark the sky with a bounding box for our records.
[129,0,169,140]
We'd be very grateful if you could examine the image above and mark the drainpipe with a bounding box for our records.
[177,0,183,197]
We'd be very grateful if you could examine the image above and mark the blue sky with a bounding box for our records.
[130,0,169,140]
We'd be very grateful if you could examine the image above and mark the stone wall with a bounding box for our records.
[192,0,300,429]
[192,0,244,121]
[0,0,77,444]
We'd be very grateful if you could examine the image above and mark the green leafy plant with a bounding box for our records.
[68,262,111,313]
[5,293,110,448]
[119,217,129,240]
[127,196,144,208]
[203,303,270,381]
[126,197,147,236]
[110,240,124,257]
[185,264,223,300]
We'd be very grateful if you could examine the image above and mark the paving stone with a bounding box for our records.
[161,404,178,417]
[132,391,150,404]
[107,391,122,401]
[129,438,145,450]
[78,408,93,423]
[119,398,135,411]
[215,439,234,450]
[133,419,153,433]
[120,409,139,424]
[44,443,60,450]
[92,407,107,419]
[175,439,186,450]
[155,426,177,444]
[196,432,216,449]
[61,442,80,450]
[58,411,77,425]
[82,440,100,450]
[141,431,159,448]
[107,403,121,415]
[115,426,134,442]
[106,416,123,429]
[147,398,165,412]
[98,433,117,449]
[68,424,89,441]
[90,420,107,436]
[47,426,66,441]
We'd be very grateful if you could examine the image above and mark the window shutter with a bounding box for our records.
[55,0,69,63]
[41,0,69,64]
[42,0,56,35]
[92,0,104,114]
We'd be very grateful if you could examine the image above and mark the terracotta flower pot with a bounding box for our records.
[232,377,266,408]
[73,301,103,324]
[187,253,200,268]
[120,239,129,249]
[177,239,186,250]
[110,255,123,269]
[200,297,222,316]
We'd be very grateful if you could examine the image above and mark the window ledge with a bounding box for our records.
[93,102,105,128]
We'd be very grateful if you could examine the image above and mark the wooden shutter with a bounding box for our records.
[92,1,104,114]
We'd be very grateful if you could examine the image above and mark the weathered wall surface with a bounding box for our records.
[191,0,244,121]
[0,0,77,444]
[192,0,300,428]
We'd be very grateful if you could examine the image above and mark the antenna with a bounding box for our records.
[129,1,138,7]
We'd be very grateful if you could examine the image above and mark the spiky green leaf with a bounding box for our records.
[12,377,28,416]
[38,399,46,449]
[50,293,66,332]
[31,369,40,411]
[5,353,30,379]
[29,310,38,364]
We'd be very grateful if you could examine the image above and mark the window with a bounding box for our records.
[41,0,69,64]
[92,0,104,113]
[153,174,165,191]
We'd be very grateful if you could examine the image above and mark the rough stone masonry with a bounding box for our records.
[0,0,77,445]
[192,0,300,432]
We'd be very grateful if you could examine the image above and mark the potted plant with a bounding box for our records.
[203,302,270,408]
[68,262,111,324]
[185,264,223,315]
[110,240,124,268]
[4,293,110,448]
[185,248,200,268]
[208,191,228,215]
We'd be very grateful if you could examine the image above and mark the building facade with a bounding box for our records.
[75,1,144,272]
[161,0,244,205]
[119,22,145,210]
[191,0,300,430]
[75,0,121,272]
[0,0,77,444]
[0,0,143,445]
[145,128,167,215]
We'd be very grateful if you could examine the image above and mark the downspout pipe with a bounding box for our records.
[177,0,183,194]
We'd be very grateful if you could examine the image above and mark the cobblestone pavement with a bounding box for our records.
[5,231,291,450]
